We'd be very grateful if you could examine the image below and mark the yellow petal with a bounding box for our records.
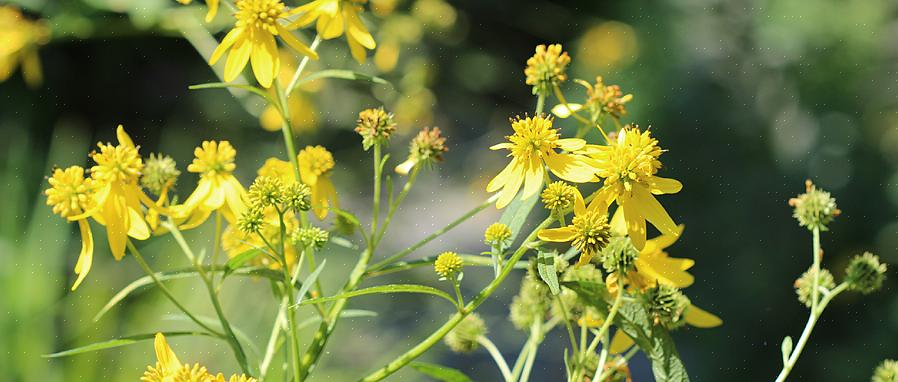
[154,333,182,372]
[520,156,544,201]
[276,25,319,60]
[609,330,635,354]
[127,207,151,240]
[71,219,94,291]
[486,159,518,193]
[609,207,626,236]
[551,103,583,119]
[223,176,248,223]
[347,32,368,63]
[319,11,344,39]
[685,304,723,328]
[179,206,213,230]
[103,190,129,260]
[224,35,252,82]
[573,187,586,216]
[489,142,513,150]
[345,7,376,49]
[556,138,586,152]
[250,33,279,88]
[395,158,416,175]
[645,224,684,251]
[586,186,615,215]
[210,28,244,65]
[648,176,683,195]
[545,152,596,183]
[495,164,524,209]
[632,185,679,237]
[203,180,227,211]
[634,256,694,288]
[205,0,219,22]
[312,177,336,219]
[116,125,134,148]
[287,4,320,28]
[620,193,646,250]
[180,177,212,214]
[537,226,576,242]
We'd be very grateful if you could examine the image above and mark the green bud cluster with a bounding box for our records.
[643,283,690,328]
[247,176,312,213]
[845,252,887,294]
[293,226,329,249]
[789,180,840,231]
[794,266,835,308]
[444,313,487,353]
[601,236,639,274]
[872,359,898,382]
[237,206,265,234]
[141,153,180,195]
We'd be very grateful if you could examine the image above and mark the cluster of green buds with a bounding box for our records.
[541,181,577,217]
[600,236,639,275]
[355,107,397,151]
[643,283,690,328]
[510,271,552,330]
[239,176,311,235]
[395,127,449,175]
[292,226,329,250]
[140,153,180,195]
[872,359,898,382]
[794,266,835,308]
[444,313,487,353]
[789,180,840,231]
[524,43,570,96]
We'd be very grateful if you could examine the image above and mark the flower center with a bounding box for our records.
[235,0,287,34]
[46,166,95,218]
[91,143,143,184]
[508,115,559,160]
[188,141,237,177]
[597,128,662,192]
[570,210,611,256]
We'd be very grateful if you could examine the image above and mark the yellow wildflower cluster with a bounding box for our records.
[0,6,49,87]
[141,333,256,382]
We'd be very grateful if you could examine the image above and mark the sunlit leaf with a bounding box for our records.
[297,284,457,307]
[411,362,473,382]
[42,331,214,358]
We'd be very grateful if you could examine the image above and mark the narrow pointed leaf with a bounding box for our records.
[411,362,473,382]
[296,259,326,303]
[499,185,542,245]
[297,284,456,307]
[188,82,275,105]
[43,331,214,358]
[536,250,560,295]
[296,69,390,87]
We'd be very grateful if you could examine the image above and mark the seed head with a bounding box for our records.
[237,206,265,234]
[845,252,887,294]
[248,176,285,208]
[524,44,570,96]
[284,182,312,212]
[444,313,487,353]
[355,107,396,150]
[141,153,180,195]
[789,180,840,231]
[541,181,577,212]
[643,283,690,328]
[293,226,329,249]
[794,266,835,307]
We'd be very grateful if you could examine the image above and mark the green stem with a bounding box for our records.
[274,210,302,382]
[535,94,545,115]
[592,331,610,382]
[274,79,303,187]
[202,267,251,375]
[371,143,383,236]
[374,164,420,246]
[811,227,821,312]
[259,295,287,380]
[126,240,223,337]
[775,282,847,382]
[578,286,624,381]
[286,35,323,95]
[477,336,513,382]
[367,195,497,272]
[518,321,542,382]
[358,217,554,381]
[452,278,465,309]
[596,346,638,381]
[554,294,580,358]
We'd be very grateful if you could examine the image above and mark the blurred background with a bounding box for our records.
[2,0,898,380]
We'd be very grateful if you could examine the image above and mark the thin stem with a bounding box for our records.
[775,279,847,382]
[596,346,639,381]
[578,286,625,381]
[359,217,555,381]
[212,211,223,274]
[374,164,420,247]
[286,35,322,95]
[367,195,497,272]
[371,143,383,236]
[126,240,223,337]
[274,79,303,188]
[274,211,302,382]
[554,294,580,358]
[593,331,610,382]
[452,278,465,309]
[535,94,545,115]
[519,321,542,382]
[511,318,558,381]
[305,246,329,319]
[552,84,591,125]
[202,266,251,375]
[260,295,287,380]
[477,336,513,382]
[811,227,821,312]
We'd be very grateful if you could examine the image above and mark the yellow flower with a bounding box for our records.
[487,115,595,209]
[45,166,96,290]
[538,187,611,265]
[0,6,50,87]
[584,126,681,250]
[209,0,318,88]
[175,141,248,229]
[288,0,377,63]
[524,44,570,96]
[605,211,694,292]
[141,333,257,382]
[608,302,721,354]
[434,251,463,278]
[298,145,338,219]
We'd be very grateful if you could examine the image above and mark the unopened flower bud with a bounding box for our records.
[141,153,180,195]
[872,359,898,382]
[285,182,312,212]
[237,207,265,234]
[293,226,329,249]
[541,181,577,212]
[601,236,638,274]
[444,313,487,353]
[794,266,835,307]
[643,283,690,328]
[434,251,463,279]
[510,276,550,330]
[524,44,570,96]
[355,107,396,151]
[845,252,887,294]
[395,127,448,175]
[789,180,840,231]
[248,176,285,208]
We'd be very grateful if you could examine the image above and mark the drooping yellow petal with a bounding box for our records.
[685,304,723,328]
[103,190,129,261]
[609,207,626,236]
[486,159,519,193]
[644,224,684,251]
[127,207,151,240]
[520,156,544,201]
[154,333,182,372]
[347,32,368,63]
[634,256,694,288]
[312,176,337,219]
[319,9,344,39]
[224,35,252,82]
[345,7,376,49]
[545,152,596,183]
[496,164,525,209]
[222,175,248,223]
[551,103,583,119]
[609,330,635,354]
[203,179,227,211]
[71,219,94,291]
[573,187,586,216]
[276,25,319,60]
[537,226,577,242]
[620,193,646,250]
[210,28,245,65]
[648,176,683,195]
[489,142,513,150]
[205,0,219,22]
[631,185,679,237]
[250,33,279,88]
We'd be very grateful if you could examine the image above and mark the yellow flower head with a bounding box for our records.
[434,251,463,279]
[524,43,570,96]
[539,187,611,265]
[606,211,694,292]
[483,222,512,247]
[90,137,143,185]
[209,0,318,88]
[289,0,377,63]
[487,115,594,209]
[541,181,577,212]
[298,145,338,219]
[587,126,682,250]
[46,166,95,219]
[0,6,50,87]
[176,141,248,228]
[141,333,257,382]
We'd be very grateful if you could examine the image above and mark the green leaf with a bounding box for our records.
[224,248,261,277]
[42,331,214,358]
[563,280,690,382]
[536,250,560,295]
[781,336,793,366]
[188,82,275,105]
[296,259,327,303]
[296,309,378,330]
[298,284,457,307]
[498,186,542,245]
[333,208,361,229]
[364,254,528,278]
[329,236,357,249]
[411,362,473,382]
[296,69,390,87]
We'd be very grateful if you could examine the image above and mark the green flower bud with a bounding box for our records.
[789,180,840,231]
[248,176,285,208]
[509,276,550,330]
[284,182,312,212]
[845,252,887,294]
[873,359,898,382]
[643,283,690,328]
[293,227,329,249]
[794,266,835,307]
[237,206,265,234]
[444,313,487,353]
[601,236,639,274]
[141,153,180,195]
[434,251,463,279]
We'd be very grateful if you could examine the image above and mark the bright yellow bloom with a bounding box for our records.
[209,0,318,88]
[175,141,248,229]
[538,187,611,265]
[141,333,257,382]
[0,6,49,87]
[45,166,96,290]
[584,126,681,250]
[487,115,595,209]
[298,145,338,219]
[606,211,694,291]
[288,0,377,63]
